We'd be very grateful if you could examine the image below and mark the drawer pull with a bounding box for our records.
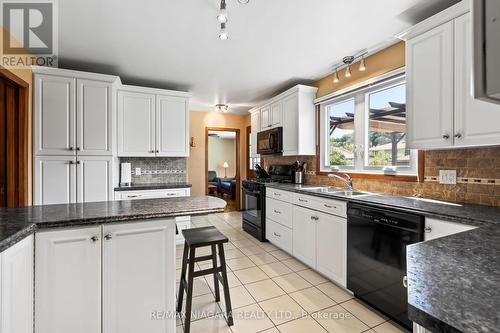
[274,210,281,214]
[127,195,140,198]
[310,216,319,221]
[298,198,308,203]
[273,232,281,238]
[324,204,335,209]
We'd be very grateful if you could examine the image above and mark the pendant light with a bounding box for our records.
[359,57,366,71]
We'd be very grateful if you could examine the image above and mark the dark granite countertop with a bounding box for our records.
[266,182,500,332]
[0,196,226,252]
[114,183,192,191]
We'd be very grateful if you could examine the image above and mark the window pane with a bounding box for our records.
[328,99,355,166]
[367,84,409,167]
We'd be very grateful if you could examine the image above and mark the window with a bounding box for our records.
[248,130,260,171]
[320,75,417,175]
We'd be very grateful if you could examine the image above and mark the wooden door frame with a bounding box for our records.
[245,125,256,179]
[205,127,241,210]
[0,67,30,206]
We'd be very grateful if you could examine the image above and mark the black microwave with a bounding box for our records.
[257,127,283,155]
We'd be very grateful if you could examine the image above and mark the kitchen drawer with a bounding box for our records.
[424,218,476,241]
[294,193,346,218]
[266,219,292,254]
[266,188,293,203]
[266,198,293,228]
[114,188,190,200]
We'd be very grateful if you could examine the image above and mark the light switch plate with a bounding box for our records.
[135,168,141,176]
[439,170,457,185]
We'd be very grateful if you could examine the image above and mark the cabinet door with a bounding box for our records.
[282,93,299,156]
[406,22,454,149]
[117,91,155,157]
[34,156,77,205]
[35,227,102,333]
[1,235,34,333]
[454,14,500,147]
[316,212,346,287]
[103,219,176,333]
[34,74,76,155]
[261,106,270,130]
[424,218,476,241]
[156,95,189,157]
[270,101,282,127]
[292,205,316,268]
[77,79,113,155]
[77,156,113,203]
[250,111,260,158]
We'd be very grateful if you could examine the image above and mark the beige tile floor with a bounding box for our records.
[176,212,410,333]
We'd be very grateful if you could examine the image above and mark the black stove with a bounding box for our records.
[241,165,293,241]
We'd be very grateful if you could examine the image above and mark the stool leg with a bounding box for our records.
[218,243,233,326]
[211,244,220,302]
[176,242,189,312]
[184,247,196,333]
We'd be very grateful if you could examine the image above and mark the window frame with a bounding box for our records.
[319,74,418,177]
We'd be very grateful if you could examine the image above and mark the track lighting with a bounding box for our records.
[217,0,228,23]
[359,57,366,71]
[333,70,340,83]
[215,104,229,113]
[219,23,229,40]
[331,52,368,84]
[345,66,352,78]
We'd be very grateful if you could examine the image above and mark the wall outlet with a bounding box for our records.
[439,170,457,185]
[135,168,141,176]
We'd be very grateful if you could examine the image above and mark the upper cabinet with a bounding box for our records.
[249,85,318,156]
[401,2,500,149]
[34,67,119,156]
[117,85,190,157]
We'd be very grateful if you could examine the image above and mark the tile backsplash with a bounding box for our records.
[119,157,187,185]
[261,147,500,207]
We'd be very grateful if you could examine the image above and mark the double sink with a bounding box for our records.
[299,186,374,198]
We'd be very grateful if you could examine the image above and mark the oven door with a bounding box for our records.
[242,188,262,228]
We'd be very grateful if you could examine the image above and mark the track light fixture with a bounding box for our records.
[219,22,229,40]
[215,104,229,113]
[359,57,366,71]
[332,52,368,83]
[217,0,228,23]
[216,0,250,39]
[333,69,340,83]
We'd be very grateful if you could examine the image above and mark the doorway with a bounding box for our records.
[0,69,30,207]
[205,127,240,212]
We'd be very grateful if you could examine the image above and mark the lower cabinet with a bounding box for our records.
[0,235,34,333]
[292,206,317,267]
[35,220,176,333]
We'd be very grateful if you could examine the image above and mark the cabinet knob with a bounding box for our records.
[454,133,462,139]
[149,150,155,153]
[90,236,99,243]
[76,147,81,151]
[424,226,432,233]
[156,150,159,153]
[442,134,450,140]
[68,161,74,165]
[310,216,319,221]
[104,234,113,241]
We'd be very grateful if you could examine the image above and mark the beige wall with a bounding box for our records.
[188,111,249,196]
[208,136,236,178]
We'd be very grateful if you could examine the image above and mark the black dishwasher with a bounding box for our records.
[347,203,424,330]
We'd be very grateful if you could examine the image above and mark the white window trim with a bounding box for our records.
[319,73,417,175]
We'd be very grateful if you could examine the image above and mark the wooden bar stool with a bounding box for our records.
[177,226,233,333]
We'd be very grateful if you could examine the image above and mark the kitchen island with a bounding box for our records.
[0,196,226,333]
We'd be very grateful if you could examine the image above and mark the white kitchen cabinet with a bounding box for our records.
[34,156,77,205]
[250,110,260,158]
[117,90,156,157]
[114,188,191,200]
[453,14,500,146]
[156,95,189,157]
[316,211,346,287]
[261,106,271,130]
[292,205,317,268]
[266,219,293,254]
[1,235,34,333]
[77,79,114,156]
[77,156,114,203]
[34,74,76,155]
[102,220,176,333]
[270,101,282,127]
[424,218,476,241]
[281,92,300,155]
[35,227,102,333]
[406,21,454,149]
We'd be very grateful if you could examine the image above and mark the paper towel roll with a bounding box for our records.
[120,163,132,186]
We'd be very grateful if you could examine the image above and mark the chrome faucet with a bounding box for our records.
[328,173,353,190]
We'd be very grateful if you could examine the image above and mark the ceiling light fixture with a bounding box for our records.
[359,57,366,71]
[216,0,250,39]
[219,22,229,40]
[331,52,368,84]
[217,0,228,23]
[345,66,352,78]
[333,69,340,83]
[215,104,229,113]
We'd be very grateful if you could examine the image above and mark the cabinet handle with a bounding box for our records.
[68,161,74,165]
[104,234,113,241]
[442,134,450,140]
[273,232,281,238]
[310,216,319,221]
[274,193,281,196]
[127,195,139,198]
[454,133,462,139]
[156,150,159,153]
[299,198,308,203]
[424,226,432,233]
[90,236,99,243]
[324,204,335,209]
[76,161,81,165]
[403,276,408,288]
[274,210,281,214]
[149,150,155,153]
[68,147,74,151]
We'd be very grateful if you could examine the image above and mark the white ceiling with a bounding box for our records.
[57,0,460,114]
[208,130,237,139]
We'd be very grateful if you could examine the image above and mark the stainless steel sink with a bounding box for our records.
[301,187,373,197]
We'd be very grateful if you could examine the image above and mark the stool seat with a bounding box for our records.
[182,226,228,248]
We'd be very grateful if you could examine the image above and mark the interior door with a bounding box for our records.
[454,13,500,147]
[156,95,189,157]
[77,79,113,155]
[117,90,155,157]
[35,227,102,333]
[76,156,113,203]
[406,22,454,149]
[34,74,76,155]
[292,205,316,268]
[102,219,176,333]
